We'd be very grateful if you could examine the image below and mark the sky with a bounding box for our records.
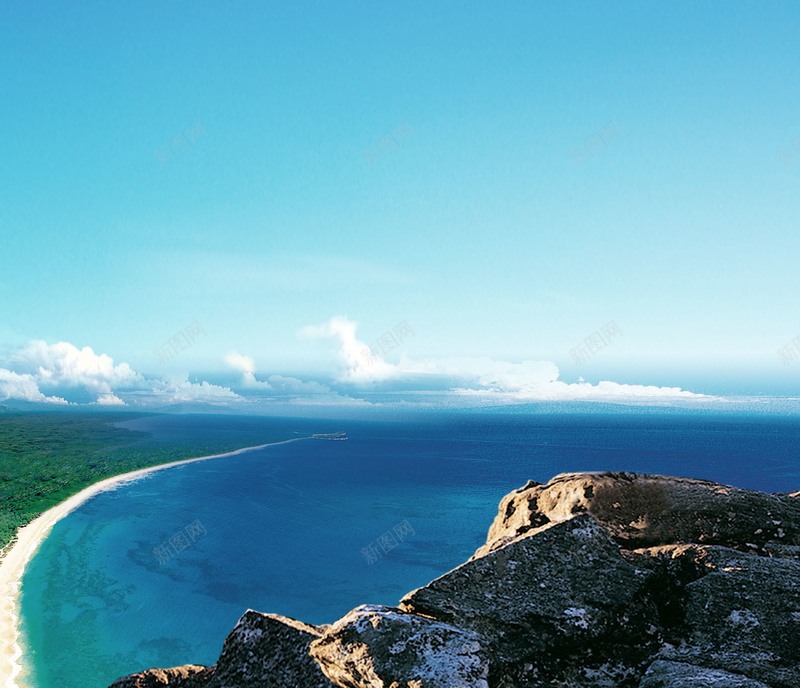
[1,1,799,413]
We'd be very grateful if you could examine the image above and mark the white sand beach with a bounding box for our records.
[0,438,306,688]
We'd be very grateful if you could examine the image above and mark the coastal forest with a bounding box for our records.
[0,411,291,554]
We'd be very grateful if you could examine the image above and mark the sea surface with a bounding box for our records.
[17,412,800,688]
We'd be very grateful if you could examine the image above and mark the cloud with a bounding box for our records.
[95,393,125,406]
[224,351,256,376]
[12,340,142,396]
[0,330,713,412]
[1,340,240,407]
[146,378,241,404]
[0,368,68,404]
[301,317,714,406]
[223,349,367,404]
[146,251,416,297]
[224,350,258,384]
[401,357,709,402]
[256,374,331,394]
[299,316,397,382]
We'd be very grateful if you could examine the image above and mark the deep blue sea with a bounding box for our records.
[17,413,800,688]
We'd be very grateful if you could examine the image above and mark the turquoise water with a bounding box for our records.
[18,413,800,688]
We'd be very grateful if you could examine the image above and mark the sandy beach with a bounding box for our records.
[0,437,307,688]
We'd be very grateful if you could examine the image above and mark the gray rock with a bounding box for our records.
[109,610,334,688]
[402,514,657,667]
[654,547,800,688]
[639,660,770,687]
[476,472,800,557]
[308,604,490,688]
[108,666,214,688]
[205,609,335,688]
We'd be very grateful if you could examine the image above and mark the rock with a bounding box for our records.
[401,514,656,667]
[308,604,490,688]
[639,660,771,687]
[110,610,334,688]
[108,666,214,688]
[476,472,800,556]
[654,547,800,688]
[204,609,335,688]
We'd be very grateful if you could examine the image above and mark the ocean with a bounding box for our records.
[17,412,800,688]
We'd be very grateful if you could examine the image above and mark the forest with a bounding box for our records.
[0,411,292,554]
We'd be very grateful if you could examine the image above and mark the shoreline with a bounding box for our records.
[0,436,309,688]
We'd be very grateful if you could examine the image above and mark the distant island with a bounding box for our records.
[111,471,800,688]
[311,432,347,440]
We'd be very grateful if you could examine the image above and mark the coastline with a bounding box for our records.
[0,437,309,688]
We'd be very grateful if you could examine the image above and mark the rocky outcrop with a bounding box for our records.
[309,605,490,687]
[109,610,335,688]
[475,472,800,557]
[108,666,213,688]
[401,515,657,669]
[203,610,334,688]
[109,472,800,688]
[633,545,800,688]
[639,660,772,687]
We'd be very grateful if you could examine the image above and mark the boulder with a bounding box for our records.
[639,660,771,687]
[401,514,656,666]
[309,604,490,688]
[108,666,213,688]
[204,609,335,688]
[654,547,800,688]
[110,610,334,688]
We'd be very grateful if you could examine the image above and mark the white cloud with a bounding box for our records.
[402,357,709,402]
[1,340,240,407]
[146,378,241,404]
[258,374,331,394]
[299,316,397,382]
[0,330,714,412]
[301,317,714,405]
[223,349,366,404]
[146,251,416,296]
[95,393,126,406]
[0,368,68,404]
[224,350,258,384]
[224,350,256,376]
[13,340,142,396]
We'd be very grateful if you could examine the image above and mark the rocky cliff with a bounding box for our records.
[109,472,800,687]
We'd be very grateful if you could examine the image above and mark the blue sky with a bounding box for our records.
[1,1,799,412]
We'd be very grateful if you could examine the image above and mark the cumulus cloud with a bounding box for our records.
[401,357,709,402]
[0,368,68,404]
[0,340,240,407]
[258,374,332,394]
[11,340,142,399]
[146,378,241,404]
[95,393,126,406]
[222,351,334,396]
[223,349,368,405]
[301,316,714,405]
[224,351,256,382]
[0,330,714,412]
[298,316,397,382]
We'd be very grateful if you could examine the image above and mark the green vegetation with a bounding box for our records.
[0,412,292,554]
